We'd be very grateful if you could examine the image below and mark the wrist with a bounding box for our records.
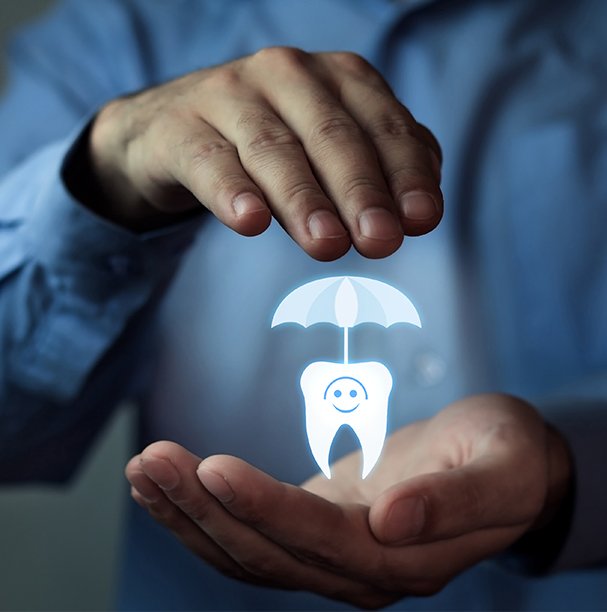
[64,101,195,233]
[88,100,174,231]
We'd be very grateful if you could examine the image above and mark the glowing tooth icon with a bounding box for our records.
[300,361,392,478]
[272,276,421,479]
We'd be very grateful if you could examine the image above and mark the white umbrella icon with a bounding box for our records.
[271,276,422,479]
[271,275,421,362]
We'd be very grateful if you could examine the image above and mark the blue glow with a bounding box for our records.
[271,275,421,479]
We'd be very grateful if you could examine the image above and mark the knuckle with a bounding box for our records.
[236,107,281,131]
[283,180,322,203]
[253,45,308,70]
[309,115,360,149]
[341,175,387,200]
[245,126,301,157]
[368,114,419,141]
[186,139,236,170]
[203,66,242,95]
[387,162,436,186]
[331,51,375,78]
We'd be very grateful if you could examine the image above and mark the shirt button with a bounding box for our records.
[413,351,446,387]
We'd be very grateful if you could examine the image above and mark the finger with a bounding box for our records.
[369,453,546,546]
[197,456,526,601]
[225,104,351,261]
[140,444,376,603]
[416,122,443,178]
[199,70,351,260]
[248,48,404,258]
[125,454,163,502]
[322,52,443,236]
[125,446,247,580]
[197,455,387,580]
[143,117,273,237]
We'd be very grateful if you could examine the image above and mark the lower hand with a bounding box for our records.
[125,394,572,608]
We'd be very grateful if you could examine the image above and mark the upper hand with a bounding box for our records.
[91,47,443,259]
[125,394,571,608]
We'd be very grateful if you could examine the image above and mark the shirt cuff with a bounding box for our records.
[544,400,607,571]
[21,120,203,301]
[500,398,607,574]
[11,122,203,402]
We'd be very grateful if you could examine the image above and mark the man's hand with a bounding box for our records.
[125,394,571,608]
[90,48,442,259]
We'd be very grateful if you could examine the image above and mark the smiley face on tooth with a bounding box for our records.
[300,361,393,479]
[323,377,368,413]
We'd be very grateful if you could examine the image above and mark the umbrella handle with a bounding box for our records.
[343,326,349,364]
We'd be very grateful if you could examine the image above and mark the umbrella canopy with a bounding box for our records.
[272,276,421,363]
[272,275,421,329]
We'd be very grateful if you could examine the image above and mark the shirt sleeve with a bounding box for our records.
[547,398,607,571]
[500,388,607,573]
[0,1,202,482]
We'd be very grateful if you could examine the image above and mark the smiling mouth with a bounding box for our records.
[333,403,360,413]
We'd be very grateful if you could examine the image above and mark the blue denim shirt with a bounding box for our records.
[0,0,606,609]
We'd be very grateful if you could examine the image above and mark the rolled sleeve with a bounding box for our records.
[4,124,202,403]
[546,400,607,571]
[499,395,607,574]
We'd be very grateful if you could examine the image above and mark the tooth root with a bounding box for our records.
[354,422,386,478]
[306,412,333,479]
[300,361,392,479]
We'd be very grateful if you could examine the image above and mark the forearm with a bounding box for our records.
[0,131,201,481]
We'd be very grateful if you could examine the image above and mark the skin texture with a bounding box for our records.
[125,394,573,609]
[89,47,443,259]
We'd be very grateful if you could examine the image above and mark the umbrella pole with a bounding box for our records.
[343,326,349,364]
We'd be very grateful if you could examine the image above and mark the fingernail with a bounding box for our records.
[232,193,267,217]
[359,207,401,240]
[308,210,347,239]
[198,468,234,503]
[140,458,180,491]
[384,496,426,543]
[400,191,439,221]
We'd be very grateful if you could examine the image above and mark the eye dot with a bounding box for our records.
[334,389,342,398]
[350,389,357,398]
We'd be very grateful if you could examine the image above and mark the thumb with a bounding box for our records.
[369,455,546,546]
